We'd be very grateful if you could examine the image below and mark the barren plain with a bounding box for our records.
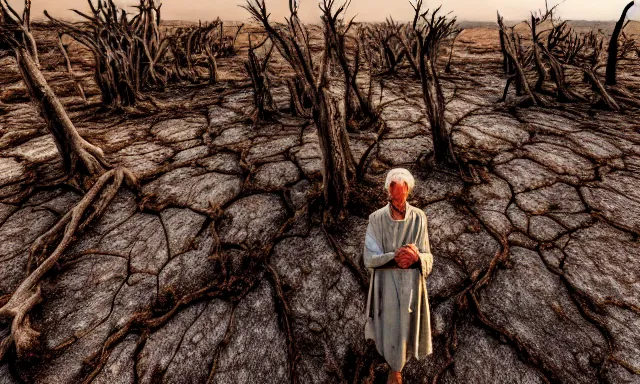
[0,20,639,384]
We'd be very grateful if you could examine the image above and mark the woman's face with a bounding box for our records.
[389,180,409,205]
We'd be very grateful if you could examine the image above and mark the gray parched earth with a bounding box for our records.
[0,25,639,384]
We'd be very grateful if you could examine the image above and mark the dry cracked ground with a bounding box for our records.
[0,25,639,384]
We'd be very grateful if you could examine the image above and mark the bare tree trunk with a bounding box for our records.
[326,32,376,120]
[539,43,581,102]
[244,0,358,222]
[583,67,621,111]
[15,46,108,177]
[606,1,635,86]
[497,14,542,106]
[499,27,509,73]
[244,42,277,122]
[207,54,218,84]
[315,90,354,221]
[287,78,312,118]
[421,56,456,165]
[531,16,547,92]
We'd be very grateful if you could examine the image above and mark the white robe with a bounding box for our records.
[363,202,434,372]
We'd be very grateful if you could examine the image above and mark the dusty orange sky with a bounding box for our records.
[8,0,640,23]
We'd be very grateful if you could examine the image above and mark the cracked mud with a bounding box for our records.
[0,23,639,384]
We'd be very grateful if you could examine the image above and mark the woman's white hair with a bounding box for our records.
[384,168,415,195]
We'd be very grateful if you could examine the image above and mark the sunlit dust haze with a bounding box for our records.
[7,0,640,23]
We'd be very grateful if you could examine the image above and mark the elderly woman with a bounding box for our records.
[363,168,434,384]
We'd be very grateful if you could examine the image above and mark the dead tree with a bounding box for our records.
[243,0,357,223]
[244,35,277,123]
[576,31,621,111]
[497,3,639,110]
[319,0,377,123]
[287,77,313,118]
[198,20,244,83]
[529,15,548,91]
[199,21,223,84]
[0,0,37,65]
[0,0,109,180]
[538,12,585,102]
[46,0,171,108]
[400,2,459,166]
[523,3,584,102]
[169,20,243,85]
[0,2,140,361]
[606,1,635,85]
[497,12,543,106]
[359,18,406,75]
[168,26,200,83]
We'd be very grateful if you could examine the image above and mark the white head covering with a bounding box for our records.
[384,168,415,196]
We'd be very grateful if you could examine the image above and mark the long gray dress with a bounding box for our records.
[363,202,434,372]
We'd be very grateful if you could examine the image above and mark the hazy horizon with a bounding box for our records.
[7,0,640,24]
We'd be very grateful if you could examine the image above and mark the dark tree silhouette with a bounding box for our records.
[244,35,278,123]
[606,1,635,85]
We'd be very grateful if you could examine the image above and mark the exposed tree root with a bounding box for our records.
[265,264,300,384]
[322,224,369,290]
[430,299,462,384]
[356,119,388,180]
[0,167,137,362]
[82,272,261,384]
[206,304,237,383]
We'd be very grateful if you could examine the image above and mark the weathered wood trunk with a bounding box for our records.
[531,17,547,92]
[606,1,635,86]
[314,89,355,219]
[499,28,509,73]
[420,55,456,165]
[245,47,276,122]
[15,46,107,177]
[57,34,86,102]
[498,16,541,106]
[207,55,218,84]
[583,67,621,111]
[328,32,376,120]
[539,44,580,102]
[287,78,312,118]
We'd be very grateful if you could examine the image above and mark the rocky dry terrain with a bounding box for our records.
[0,22,639,384]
